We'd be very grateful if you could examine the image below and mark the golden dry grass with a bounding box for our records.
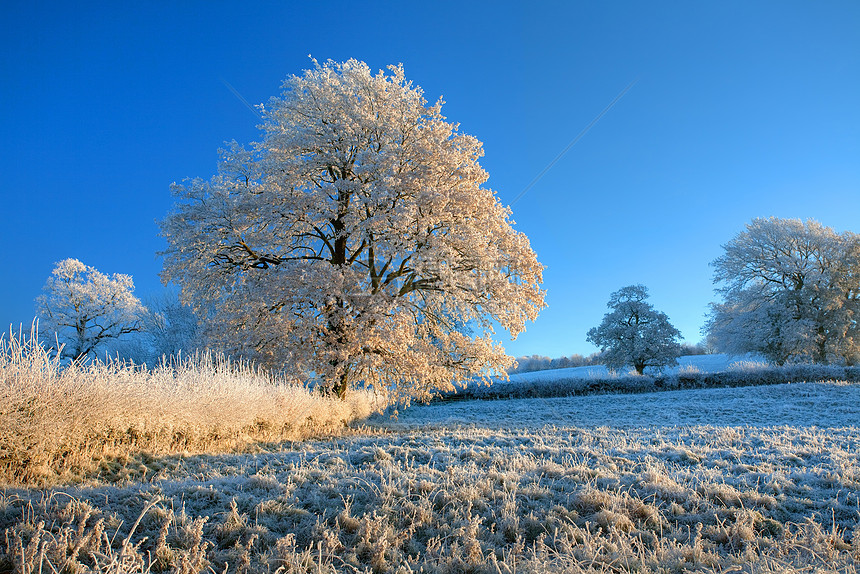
[0,331,384,486]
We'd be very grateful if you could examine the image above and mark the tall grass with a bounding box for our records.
[727,358,771,372]
[0,329,384,486]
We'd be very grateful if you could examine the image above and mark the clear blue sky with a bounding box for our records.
[2,1,858,358]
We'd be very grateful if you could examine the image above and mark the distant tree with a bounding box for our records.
[36,258,145,361]
[679,341,709,356]
[706,218,860,365]
[583,351,604,366]
[565,354,587,368]
[160,59,545,401]
[698,336,719,355]
[143,291,203,359]
[550,355,572,369]
[509,352,595,374]
[511,354,551,373]
[81,289,202,365]
[586,285,682,375]
[94,290,203,365]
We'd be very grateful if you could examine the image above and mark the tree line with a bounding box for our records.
[511,341,710,375]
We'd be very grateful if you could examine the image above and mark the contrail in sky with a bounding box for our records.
[220,78,262,119]
[511,78,639,206]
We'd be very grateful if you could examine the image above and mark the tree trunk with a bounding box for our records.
[333,371,349,400]
[816,324,827,364]
[324,189,352,400]
[325,295,350,400]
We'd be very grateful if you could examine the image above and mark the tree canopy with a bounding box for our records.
[160,59,545,401]
[707,217,860,365]
[36,258,145,361]
[586,285,681,375]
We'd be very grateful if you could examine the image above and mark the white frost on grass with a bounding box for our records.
[4,414,860,572]
[384,381,860,430]
[4,382,860,572]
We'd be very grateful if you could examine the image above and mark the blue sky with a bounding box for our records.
[2,1,859,358]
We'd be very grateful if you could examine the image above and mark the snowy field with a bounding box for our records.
[383,380,860,429]
[445,353,805,401]
[3,380,860,573]
[506,353,762,383]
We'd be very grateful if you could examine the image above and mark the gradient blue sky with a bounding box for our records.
[2,1,859,358]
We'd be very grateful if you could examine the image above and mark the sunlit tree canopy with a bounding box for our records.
[161,59,546,401]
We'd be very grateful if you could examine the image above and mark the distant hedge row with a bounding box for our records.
[439,364,860,402]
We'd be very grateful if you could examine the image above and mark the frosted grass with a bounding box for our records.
[4,346,860,573]
[0,329,384,485]
[384,381,860,429]
[4,417,859,573]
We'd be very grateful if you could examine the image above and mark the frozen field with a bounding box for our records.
[3,381,860,573]
[384,380,860,429]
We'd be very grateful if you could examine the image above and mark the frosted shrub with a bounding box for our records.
[678,364,701,376]
[728,359,770,372]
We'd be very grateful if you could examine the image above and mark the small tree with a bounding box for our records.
[586,285,681,375]
[107,289,202,365]
[707,218,860,365]
[36,258,145,361]
[140,289,202,362]
[160,59,545,401]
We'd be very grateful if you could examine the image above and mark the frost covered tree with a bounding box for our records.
[36,258,146,361]
[140,290,201,362]
[160,59,545,401]
[109,289,202,365]
[586,285,681,375]
[706,218,860,365]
